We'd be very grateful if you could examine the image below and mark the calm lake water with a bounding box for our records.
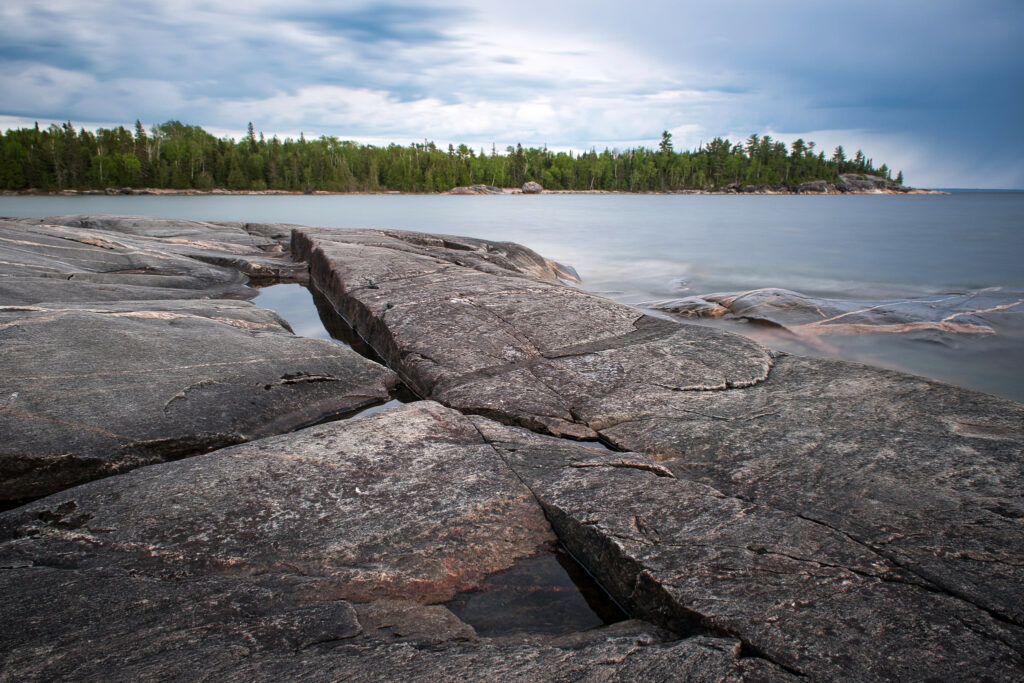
[3,192,1022,401]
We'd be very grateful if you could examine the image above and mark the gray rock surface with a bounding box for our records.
[838,172,908,193]
[0,216,398,504]
[474,417,1024,680]
[3,216,1021,680]
[0,403,785,681]
[521,181,544,194]
[13,214,307,281]
[794,179,835,193]
[0,218,252,303]
[0,298,397,503]
[295,224,1024,677]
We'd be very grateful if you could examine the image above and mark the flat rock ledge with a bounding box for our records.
[0,215,1021,681]
[1,216,397,503]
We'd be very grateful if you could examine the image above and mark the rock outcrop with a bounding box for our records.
[1,215,1021,680]
[0,217,397,504]
[0,299,397,503]
[294,223,1024,678]
[647,286,1024,345]
[447,184,504,195]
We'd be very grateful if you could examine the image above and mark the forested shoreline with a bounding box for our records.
[0,120,901,193]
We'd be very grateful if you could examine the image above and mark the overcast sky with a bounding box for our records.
[1,0,1022,188]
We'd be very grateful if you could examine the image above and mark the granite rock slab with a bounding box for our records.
[0,403,785,681]
[296,225,1024,673]
[0,298,397,503]
[473,417,1024,680]
[0,218,253,303]
[19,215,307,281]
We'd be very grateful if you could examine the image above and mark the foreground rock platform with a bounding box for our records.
[0,403,790,681]
[295,223,1024,678]
[1,215,1021,680]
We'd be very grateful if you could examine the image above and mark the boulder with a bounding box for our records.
[521,181,543,194]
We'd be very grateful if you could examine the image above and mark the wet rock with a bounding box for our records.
[296,224,1024,678]
[0,298,397,503]
[647,287,1024,345]
[0,403,783,680]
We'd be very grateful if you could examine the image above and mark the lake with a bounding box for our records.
[2,192,1022,401]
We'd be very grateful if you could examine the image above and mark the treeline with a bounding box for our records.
[0,121,901,193]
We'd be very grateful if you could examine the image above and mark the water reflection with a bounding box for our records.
[446,545,627,636]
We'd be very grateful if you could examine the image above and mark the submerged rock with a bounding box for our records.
[647,287,1024,345]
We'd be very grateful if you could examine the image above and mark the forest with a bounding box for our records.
[0,121,901,193]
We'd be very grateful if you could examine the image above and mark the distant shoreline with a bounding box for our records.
[2,186,947,197]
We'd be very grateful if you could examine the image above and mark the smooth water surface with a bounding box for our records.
[3,192,1022,400]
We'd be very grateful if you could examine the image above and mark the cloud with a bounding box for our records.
[1,0,1022,187]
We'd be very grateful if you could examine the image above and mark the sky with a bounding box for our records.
[1,0,1022,188]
